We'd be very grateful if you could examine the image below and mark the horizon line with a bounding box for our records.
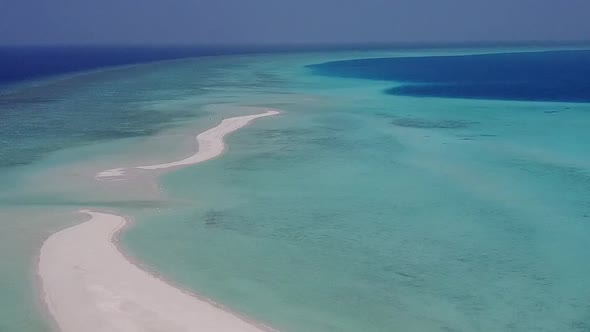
[2,39,590,49]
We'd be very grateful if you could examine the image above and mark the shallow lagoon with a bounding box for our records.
[1,47,589,331]
[125,51,590,331]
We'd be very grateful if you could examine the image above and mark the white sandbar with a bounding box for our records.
[96,109,279,178]
[39,211,272,332]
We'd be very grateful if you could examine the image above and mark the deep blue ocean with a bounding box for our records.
[309,50,590,102]
[0,46,266,85]
[0,44,434,86]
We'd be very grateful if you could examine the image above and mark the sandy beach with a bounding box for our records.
[39,110,280,332]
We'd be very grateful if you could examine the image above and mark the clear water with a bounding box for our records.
[124,50,590,331]
[1,47,589,331]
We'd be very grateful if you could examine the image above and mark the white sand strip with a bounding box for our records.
[96,109,279,178]
[40,109,281,331]
[39,210,272,332]
[96,167,125,178]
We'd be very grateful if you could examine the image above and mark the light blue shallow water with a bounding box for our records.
[123,50,590,331]
[124,99,590,331]
[1,48,589,331]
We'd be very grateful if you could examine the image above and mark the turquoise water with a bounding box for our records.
[124,50,590,331]
[1,47,590,331]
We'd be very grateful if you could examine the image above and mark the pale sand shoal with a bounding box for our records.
[39,110,280,332]
[97,109,280,178]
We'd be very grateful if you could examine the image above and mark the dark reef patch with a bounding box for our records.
[204,210,223,226]
[391,118,476,129]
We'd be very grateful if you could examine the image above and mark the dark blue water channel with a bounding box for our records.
[308,50,590,102]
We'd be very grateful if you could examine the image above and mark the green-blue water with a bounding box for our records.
[1,47,590,331]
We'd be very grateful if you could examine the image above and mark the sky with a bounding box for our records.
[1,0,589,45]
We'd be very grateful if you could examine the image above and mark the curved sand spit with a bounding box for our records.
[97,109,280,178]
[39,110,280,332]
[39,211,272,332]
